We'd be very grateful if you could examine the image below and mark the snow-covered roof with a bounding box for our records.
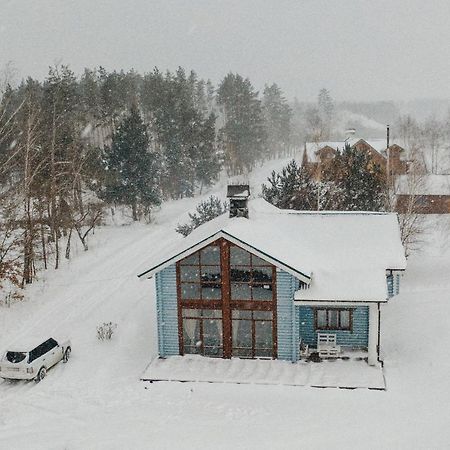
[138,198,406,302]
[303,138,405,163]
[396,174,450,196]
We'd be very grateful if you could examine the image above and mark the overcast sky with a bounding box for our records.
[1,0,450,102]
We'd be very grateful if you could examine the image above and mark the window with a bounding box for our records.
[182,308,223,357]
[230,246,274,302]
[179,244,222,302]
[232,310,274,358]
[315,308,352,331]
[177,240,277,359]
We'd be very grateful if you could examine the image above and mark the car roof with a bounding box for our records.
[6,336,59,352]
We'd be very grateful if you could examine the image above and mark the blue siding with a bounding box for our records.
[155,265,179,357]
[387,274,394,297]
[298,306,369,349]
[276,270,298,361]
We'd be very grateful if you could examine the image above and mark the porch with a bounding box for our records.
[141,353,385,390]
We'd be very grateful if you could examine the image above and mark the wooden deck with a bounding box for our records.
[141,355,386,390]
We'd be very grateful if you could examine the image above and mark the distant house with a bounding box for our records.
[302,138,409,177]
[396,174,450,214]
[138,187,406,369]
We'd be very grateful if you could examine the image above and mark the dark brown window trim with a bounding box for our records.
[314,307,353,332]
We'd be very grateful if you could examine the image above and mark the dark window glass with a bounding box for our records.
[232,319,252,349]
[180,266,200,282]
[201,266,221,284]
[252,255,271,266]
[201,286,222,300]
[230,247,250,266]
[181,284,201,300]
[231,283,251,300]
[6,352,27,363]
[180,252,199,265]
[252,285,273,301]
[328,310,339,329]
[230,267,251,282]
[340,310,350,328]
[252,267,272,283]
[315,308,352,331]
[201,246,220,265]
[255,321,272,349]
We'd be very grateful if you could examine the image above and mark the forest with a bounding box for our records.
[0,64,449,300]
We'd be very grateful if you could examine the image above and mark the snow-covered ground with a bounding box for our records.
[1,157,450,449]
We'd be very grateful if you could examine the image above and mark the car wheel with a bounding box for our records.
[63,347,71,363]
[35,367,46,383]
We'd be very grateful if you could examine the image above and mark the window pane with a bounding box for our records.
[317,309,327,328]
[180,252,199,265]
[255,321,273,349]
[329,310,339,329]
[200,246,220,265]
[252,255,271,266]
[183,318,200,347]
[252,285,273,301]
[232,309,252,320]
[231,283,251,300]
[180,266,200,282]
[201,286,222,300]
[253,310,272,320]
[180,283,200,300]
[252,267,272,283]
[182,308,202,318]
[232,348,253,358]
[230,267,251,282]
[254,348,272,358]
[203,319,223,349]
[230,246,250,266]
[232,319,252,348]
[202,309,222,318]
[340,310,350,329]
[201,266,221,284]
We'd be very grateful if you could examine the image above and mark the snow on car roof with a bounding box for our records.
[138,198,406,302]
[5,336,62,352]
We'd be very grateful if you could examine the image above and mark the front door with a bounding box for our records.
[177,239,277,359]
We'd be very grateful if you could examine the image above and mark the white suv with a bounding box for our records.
[0,337,71,382]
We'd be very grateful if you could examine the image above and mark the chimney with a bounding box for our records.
[227,184,250,218]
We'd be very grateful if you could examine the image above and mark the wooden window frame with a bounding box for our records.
[176,239,277,359]
[314,308,353,332]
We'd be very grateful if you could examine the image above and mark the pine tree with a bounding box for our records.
[262,160,317,210]
[176,196,228,236]
[322,143,387,211]
[262,83,292,157]
[217,73,267,174]
[100,104,161,220]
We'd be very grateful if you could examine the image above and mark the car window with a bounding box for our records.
[6,352,27,363]
[47,338,58,350]
[28,343,47,362]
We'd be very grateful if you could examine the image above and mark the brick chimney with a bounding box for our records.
[227,184,250,218]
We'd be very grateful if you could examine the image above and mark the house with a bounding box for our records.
[396,174,450,214]
[302,138,409,178]
[138,186,406,370]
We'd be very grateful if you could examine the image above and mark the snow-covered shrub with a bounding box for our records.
[96,322,117,340]
[175,196,228,237]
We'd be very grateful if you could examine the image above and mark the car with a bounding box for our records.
[0,337,71,382]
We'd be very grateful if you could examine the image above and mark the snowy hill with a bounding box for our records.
[1,158,450,449]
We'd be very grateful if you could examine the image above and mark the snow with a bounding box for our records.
[142,355,385,390]
[139,197,406,302]
[0,160,449,449]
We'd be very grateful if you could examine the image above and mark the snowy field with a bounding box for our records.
[1,157,450,449]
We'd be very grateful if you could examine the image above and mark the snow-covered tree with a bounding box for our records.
[100,104,161,220]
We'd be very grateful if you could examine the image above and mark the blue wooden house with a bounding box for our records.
[138,186,406,367]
